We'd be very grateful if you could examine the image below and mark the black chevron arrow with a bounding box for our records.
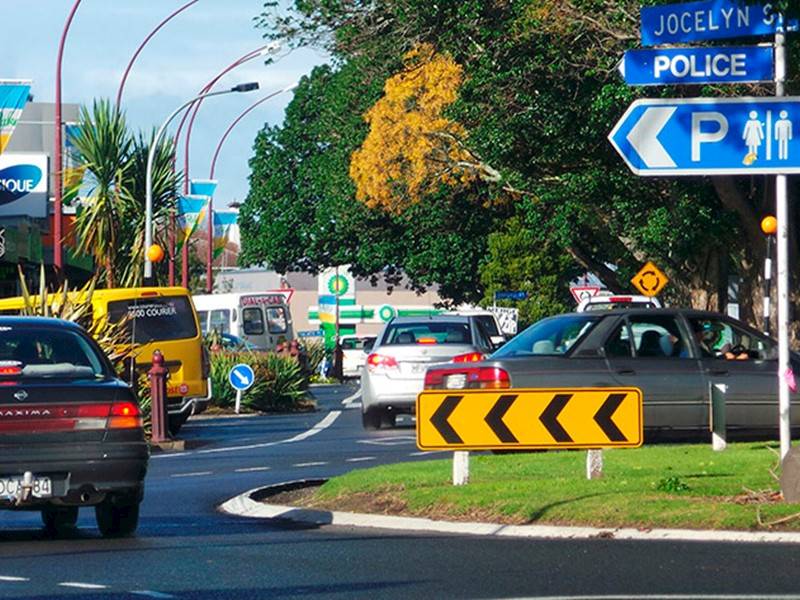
[430,395,463,444]
[539,393,573,443]
[484,394,518,443]
[594,393,627,442]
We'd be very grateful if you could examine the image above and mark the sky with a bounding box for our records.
[2,0,329,207]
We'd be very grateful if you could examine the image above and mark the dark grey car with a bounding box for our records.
[425,308,799,440]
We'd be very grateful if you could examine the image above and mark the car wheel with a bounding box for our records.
[362,406,382,430]
[42,505,78,534]
[168,412,189,436]
[380,411,396,428]
[95,498,140,538]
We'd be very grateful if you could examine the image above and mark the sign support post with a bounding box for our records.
[453,451,469,486]
[775,26,792,461]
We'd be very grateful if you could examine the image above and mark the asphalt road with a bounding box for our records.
[1,383,800,599]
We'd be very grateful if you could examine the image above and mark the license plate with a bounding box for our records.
[0,476,52,499]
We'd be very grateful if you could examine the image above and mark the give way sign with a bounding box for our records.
[570,286,600,304]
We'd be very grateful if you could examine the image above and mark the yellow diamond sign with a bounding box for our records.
[631,261,668,297]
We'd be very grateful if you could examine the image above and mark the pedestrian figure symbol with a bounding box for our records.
[776,111,793,160]
[742,111,765,164]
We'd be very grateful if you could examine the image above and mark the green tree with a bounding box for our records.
[69,102,179,288]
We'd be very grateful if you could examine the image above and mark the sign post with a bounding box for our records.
[228,363,255,414]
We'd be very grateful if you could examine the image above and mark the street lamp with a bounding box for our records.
[116,0,200,107]
[173,43,280,288]
[144,82,259,282]
[204,83,297,293]
[180,42,281,192]
[54,0,82,276]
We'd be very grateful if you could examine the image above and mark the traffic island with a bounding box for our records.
[221,443,800,535]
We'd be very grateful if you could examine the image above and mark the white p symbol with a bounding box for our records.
[691,112,728,162]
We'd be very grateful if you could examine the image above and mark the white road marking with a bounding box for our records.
[346,456,376,462]
[153,410,342,458]
[131,591,177,599]
[341,390,361,406]
[0,576,29,582]
[235,466,271,473]
[59,582,108,589]
[292,462,328,468]
[171,471,213,478]
[357,435,416,446]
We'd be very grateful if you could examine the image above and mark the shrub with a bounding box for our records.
[208,350,310,412]
[302,339,326,378]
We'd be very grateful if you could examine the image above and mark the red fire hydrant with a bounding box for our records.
[148,350,169,443]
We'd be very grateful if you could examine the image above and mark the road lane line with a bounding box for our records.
[153,410,342,458]
[59,582,108,589]
[292,462,328,467]
[0,576,29,582]
[235,466,271,473]
[171,471,213,478]
[131,591,177,599]
[341,390,361,405]
[346,456,376,462]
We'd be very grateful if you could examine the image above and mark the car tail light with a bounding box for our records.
[452,352,484,363]
[107,401,142,429]
[141,291,159,296]
[609,296,632,303]
[0,402,142,433]
[417,337,438,344]
[0,361,22,376]
[424,366,510,390]
[366,353,399,371]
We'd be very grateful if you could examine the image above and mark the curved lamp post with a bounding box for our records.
[144,82,259,282]
[174,42,279,287]
[54,0,82,275]
[204,83,297,293]
[116,0,200,107]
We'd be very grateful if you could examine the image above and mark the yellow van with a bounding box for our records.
[0,287,209,434]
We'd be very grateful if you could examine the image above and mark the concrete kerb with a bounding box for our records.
[219,479,800,545]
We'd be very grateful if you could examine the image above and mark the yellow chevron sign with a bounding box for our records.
[417,387,643,451]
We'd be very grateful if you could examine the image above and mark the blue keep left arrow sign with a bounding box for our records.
[609,97,800,176]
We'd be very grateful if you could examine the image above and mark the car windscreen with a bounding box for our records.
[108,297,198,343]
[0,328,106,378]
[382,322,472,345]
[491,314,599,357]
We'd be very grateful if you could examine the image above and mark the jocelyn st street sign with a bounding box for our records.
[609,96,800,176]
[641,0,798,46]
[620,46,774,86]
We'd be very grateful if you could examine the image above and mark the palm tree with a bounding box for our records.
[118,130,181,287]
[69,102,181,288]
[69,100,132,287]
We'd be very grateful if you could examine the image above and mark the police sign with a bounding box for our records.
[620,46,774,86]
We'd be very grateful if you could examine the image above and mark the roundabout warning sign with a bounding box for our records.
[632,261,668,297]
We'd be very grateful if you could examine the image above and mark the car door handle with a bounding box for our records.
[616,369,635,375]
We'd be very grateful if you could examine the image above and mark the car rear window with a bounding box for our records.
[492,314,598,357]
[382,322,472,345]
[0,327,106,378]
[108,296,198,343]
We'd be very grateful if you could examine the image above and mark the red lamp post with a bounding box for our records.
[174,43,279,289]
[54,0,82,277]
[116,0,199,286]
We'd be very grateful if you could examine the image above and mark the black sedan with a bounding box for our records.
[0,317,148,536]
[424,308,799,440]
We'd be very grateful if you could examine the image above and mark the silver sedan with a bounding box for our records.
[361,316,495,429]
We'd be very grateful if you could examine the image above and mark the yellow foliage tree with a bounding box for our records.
[350,43,480,212]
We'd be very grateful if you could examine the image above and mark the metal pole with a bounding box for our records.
[774,27,791,460]
[116,0,199,107]
[764,233,773,336]
[145,89,239,280]
[54,0,82,275]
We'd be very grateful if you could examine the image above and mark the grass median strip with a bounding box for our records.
[288,442,800,531]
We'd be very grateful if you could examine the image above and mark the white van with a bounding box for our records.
[193,292,294,350]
